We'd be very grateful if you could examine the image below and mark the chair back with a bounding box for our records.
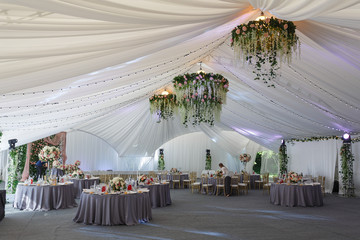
[243,173,250,182]
[216,176,224,185]
[231,176,239,185]
[263,174,269,184]
[201,175,208,185]
[190,172,197,182]
[173,173,180,181]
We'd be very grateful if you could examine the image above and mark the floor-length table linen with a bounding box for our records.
[0,190,5,221]
[73,192,152,226]
[141,183,171,208]
[70,178,100,198]
[13,183,77,211]
[270,183,323,207]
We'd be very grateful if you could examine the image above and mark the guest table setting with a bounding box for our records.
[13,179,77,211]
[70,176,100,198]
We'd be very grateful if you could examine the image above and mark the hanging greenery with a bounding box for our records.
[7,144,27,194]
[287,135,360,143]
[340,143,355,197]
[231,17,299,87]
[149,94,177,121]
[278,144,288,176]
[158,149,165,171]
[253,152,262,174]
[173,72,229,126]
[205,149,212,170]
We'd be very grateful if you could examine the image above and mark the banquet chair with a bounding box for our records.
[172,173,181,189]
[216,176,225,196]
[262,174,271,194]
[148,171,156,178]
[230,176,240,196]
[182,172,193,189]
[190,172,200,193]
[242,173,251,190]
[238,179,248,195]
[255,173,269,190]
[201,175,212,194]
[318,176,326,196]
[272,176,279,183]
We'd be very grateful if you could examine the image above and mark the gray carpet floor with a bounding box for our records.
[1,188,360,240]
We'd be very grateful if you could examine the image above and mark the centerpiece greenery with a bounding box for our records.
[149,94,177,121]
[231,17,299,87]
[173,72,229,126]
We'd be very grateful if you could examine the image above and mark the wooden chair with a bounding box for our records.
[216,176,225,196]
[242,173,251,190]
[230,176,240,196]
[263,174,271,194]
[201,175,212,194]
[318,176,326,196]
[190,172,200,193]
[172,173,181,189]
[182,172,192,189]
[255,173,269,189]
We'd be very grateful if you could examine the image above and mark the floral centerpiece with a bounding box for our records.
[239,153,251,162]
[215,170,223,178]
[110,177,126,192]
[149,94,177,121]
[74,160,81,166]
[38,146,60,164]
[287,171,302,183]
[170,168,178,173]
[173,72,229,126]
[231,17,299,87]
[139,174,148,183]
[71,169,84,179]
[52,160,61,169]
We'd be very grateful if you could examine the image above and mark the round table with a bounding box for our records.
[13,183,77,211]
[270,183,323,207]
[141,183,171,208]
[70,178,100,198]
[0,190,5,221]
[73,191,152,226]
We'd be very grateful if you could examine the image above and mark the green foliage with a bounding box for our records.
[158,153,165,171]
[340,143,355,197]
[252,152,262,174]
[205,153,212,170]
[278,144,288,176]
[7,145,27,193]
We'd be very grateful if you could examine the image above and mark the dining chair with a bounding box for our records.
[242,173,251,190]
[318,176,326,196]
[262,174,271,194]
[216,176,225,196]
[201,175,212,194]
[230,176,240,196]
[172,173,181,189]
[182,172,192,189]
[190,172,200,193]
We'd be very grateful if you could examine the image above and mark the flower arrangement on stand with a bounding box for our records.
[170,168,178,173]
[279,143,288,176]
[205,149,212,170]
[239,153,251,172]
[110,177,126,192]
[340,143,355,197]
[231,16,300,87]
[158,149,165,170]
[149,94,177,121]
[287,171,302,183]
[173,72,229,126]
[38,146,60,167]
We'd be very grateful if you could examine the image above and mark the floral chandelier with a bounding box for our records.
[149,93,177,122]
[173,72,229,126]
[231,16,300,87]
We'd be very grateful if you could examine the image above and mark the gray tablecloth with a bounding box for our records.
[73,192,152,226]
[239,174,260,189]
[165,174,189,189]
[70,178,100,198]
[0,190,5,221]
[14,184,77,211]
[141,183,171,208]
[270,183,323,207]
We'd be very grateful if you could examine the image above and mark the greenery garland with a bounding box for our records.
[157,149,165,171]
[231,17,299,87]
[278,144,288,176]
[287,135,360,143]
[205,150,212,170]
[149,94,177,121]
[7,145,27,193]
[340,143,355,197]
[173,72,229,127]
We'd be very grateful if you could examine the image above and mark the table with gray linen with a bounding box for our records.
[165,174,189,189]
[0,190,5,221]
[73,192,152,226]
[239,174,260,189]
[141,183,171,208]
[13,183,77,211]
[270,183,323,207]
[70,178,100,198]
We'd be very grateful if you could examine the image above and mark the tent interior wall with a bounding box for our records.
[0,1,360,196]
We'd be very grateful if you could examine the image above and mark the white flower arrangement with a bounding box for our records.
[71,169,84,179]
[239,153,251,162]
[38,146,60,163]
[110,177,126,191]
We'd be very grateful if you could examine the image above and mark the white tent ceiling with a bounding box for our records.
[0,0,359,155]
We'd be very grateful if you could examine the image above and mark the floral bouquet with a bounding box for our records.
[38,146,60,163]
[139,174,148,183]
[215,170,223,178]
[239,153,251,162]
[52,160,61,169]
[287,171,302,183]
[71,169,84,179]
[74,160,81,166]
[170,168,178,173]
[145,177,154,185]
[110,177,126,192]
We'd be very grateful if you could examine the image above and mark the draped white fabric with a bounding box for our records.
[0,0,359,182]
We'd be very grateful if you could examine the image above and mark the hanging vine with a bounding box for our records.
[6,145,27,193]
[340,143,355,197]
[205,149,212,170]
[158,149,165,171]
[278,144,288,176]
